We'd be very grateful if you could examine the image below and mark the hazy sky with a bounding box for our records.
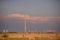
[0,0,60,16]
[0,0,60,32]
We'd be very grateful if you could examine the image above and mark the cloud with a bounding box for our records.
[4,13,60,23]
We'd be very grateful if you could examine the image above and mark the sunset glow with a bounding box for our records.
[4,13,60,22]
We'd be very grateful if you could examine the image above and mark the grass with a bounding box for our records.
[0,32,60,40]
[35,37,50,40]
[1,36,60,40]
[56,36,60,40]
[35,36,60,40]
[4,38,29,40]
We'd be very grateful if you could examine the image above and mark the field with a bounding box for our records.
[0,32,60,40]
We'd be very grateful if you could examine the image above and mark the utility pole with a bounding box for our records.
[3,24,8,33]
[23,15,26,38]
[3,24,6,33]
[24,15,26,33]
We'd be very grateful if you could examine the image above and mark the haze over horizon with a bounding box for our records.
[0,0,60,32]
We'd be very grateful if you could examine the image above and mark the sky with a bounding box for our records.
[0,0,60,32]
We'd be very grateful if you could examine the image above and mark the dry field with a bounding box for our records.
[0,32,60,40]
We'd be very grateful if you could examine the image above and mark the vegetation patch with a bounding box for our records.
[35,37,50,40]
[4,38,29,40]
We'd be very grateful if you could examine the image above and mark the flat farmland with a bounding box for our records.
[0,32,60,40]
